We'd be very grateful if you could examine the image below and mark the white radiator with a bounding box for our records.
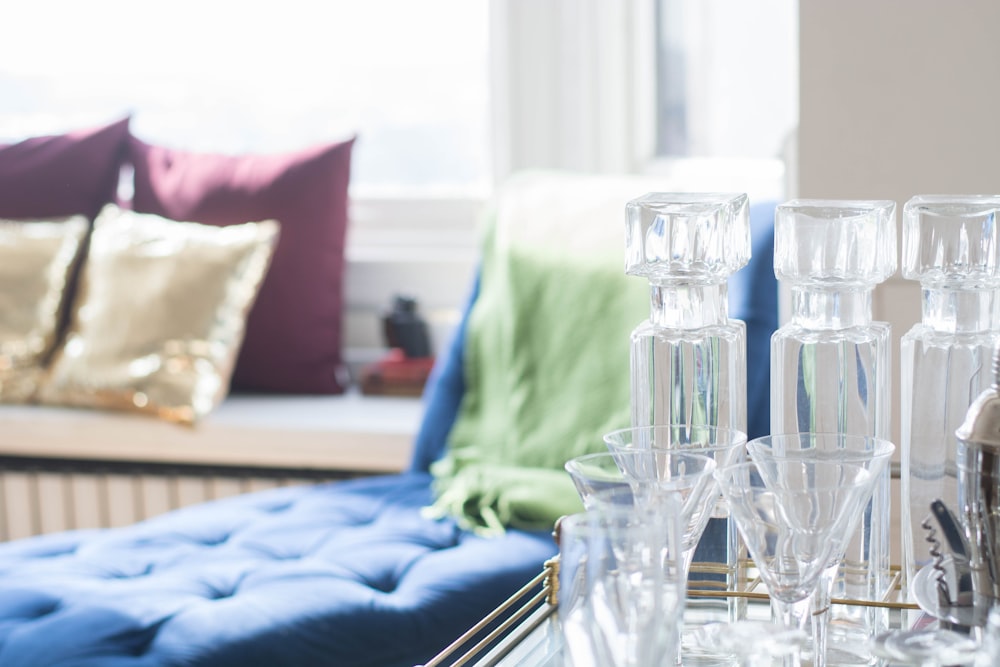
[0,469,313,542]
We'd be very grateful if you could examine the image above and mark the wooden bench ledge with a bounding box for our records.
[0,392,424,475]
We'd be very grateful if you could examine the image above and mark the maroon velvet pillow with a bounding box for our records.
[0,117,130,220]
[127,135,356,394]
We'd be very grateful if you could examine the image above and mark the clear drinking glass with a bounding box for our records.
[899,195,1000,603]
[558,498,686,667]
[624,194,751,624]
[769,198,897,656]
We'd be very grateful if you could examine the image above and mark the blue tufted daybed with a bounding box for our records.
[0,275,562,667]
[0,175,778,667]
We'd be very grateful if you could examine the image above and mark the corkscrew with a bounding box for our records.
[921,513,949,607]
[922,499,975,615]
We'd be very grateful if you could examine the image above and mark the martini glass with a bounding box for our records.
[602,424,747,532]
[602,424,747,530]
[564,452,633,509]
[714,459,875,667]
[747,433,895,666]
[565,450,718,569]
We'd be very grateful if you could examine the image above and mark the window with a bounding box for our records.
[489,0,797,202]
[0,1,493,359]
[0,0,491,197]
[1,0,796,198]
[654,0,798,160]
[646,0,798,203]
[1,1,797,355]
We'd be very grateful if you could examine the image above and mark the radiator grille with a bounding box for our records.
[0,465,333,542]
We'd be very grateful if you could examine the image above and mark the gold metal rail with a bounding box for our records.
[422,558,558,667]
[424,558,918,665]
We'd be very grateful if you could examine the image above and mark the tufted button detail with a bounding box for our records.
[0,473,558,666]
[33,601,60,619]
[105,562,155,579]
[206,587,236,600]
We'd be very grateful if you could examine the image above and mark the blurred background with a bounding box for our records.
[2,0,999,445]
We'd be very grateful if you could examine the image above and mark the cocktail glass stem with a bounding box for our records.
[669,548,697,665]
[681,548,696,584]
[770,596,810,667]
[810,562,838,667]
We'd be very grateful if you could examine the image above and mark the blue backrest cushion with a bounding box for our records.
[728,200,778,439]
[408,272,479,473]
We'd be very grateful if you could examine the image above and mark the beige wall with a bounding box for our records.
[797,0,1000,448]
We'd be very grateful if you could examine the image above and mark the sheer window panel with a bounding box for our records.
[492,0,797,202]
[651,0,798,201]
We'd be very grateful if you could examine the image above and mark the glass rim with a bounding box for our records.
[715,459,872,487]
[747,432,895,458]
[603,424,749,446]
[558,501,684,534]
[566,450,718,473]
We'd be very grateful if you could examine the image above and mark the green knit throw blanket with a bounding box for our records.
[427,173,650,535]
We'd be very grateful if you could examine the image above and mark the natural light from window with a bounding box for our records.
[0,0,491,197]
[655,0,797,160]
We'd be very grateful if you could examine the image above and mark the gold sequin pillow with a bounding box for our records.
[38,205,279,424]
[0,217,89,402]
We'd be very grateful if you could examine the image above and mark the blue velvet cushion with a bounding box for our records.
[0,202,778,667]
[693,200,777,567]
[730,200,779,440]
[409,271,479,474]
[0,476,555,667]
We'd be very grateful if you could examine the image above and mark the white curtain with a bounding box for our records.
[489,0,655,181]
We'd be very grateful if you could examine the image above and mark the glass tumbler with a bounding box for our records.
[558,497,686,667]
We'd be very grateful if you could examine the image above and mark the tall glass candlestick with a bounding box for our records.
[770,199,897,664]
[624,192,750,628]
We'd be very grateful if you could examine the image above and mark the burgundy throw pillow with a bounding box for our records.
[0,117,130,220]
[127,134,356,394]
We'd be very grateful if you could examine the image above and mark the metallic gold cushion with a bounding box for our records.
[38,205,279,424]
[0,217,89,402]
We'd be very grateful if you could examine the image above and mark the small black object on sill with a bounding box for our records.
[382,294,432,359]
[360,295,435,397]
